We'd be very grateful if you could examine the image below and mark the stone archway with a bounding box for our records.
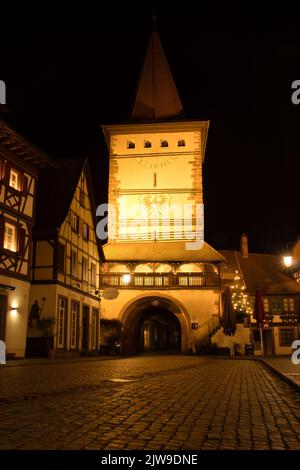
[119,294,191,354]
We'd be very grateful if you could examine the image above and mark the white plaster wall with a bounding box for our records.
[101,288,220,350]
[2,275,30,358]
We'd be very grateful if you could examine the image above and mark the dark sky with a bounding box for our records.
[1,2,300,254]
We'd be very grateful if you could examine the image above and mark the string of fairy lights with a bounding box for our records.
[230,270,252,315]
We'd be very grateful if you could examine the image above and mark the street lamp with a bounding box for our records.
[282,241,295,269]
[122,274,131,284]
[283,255,293,268]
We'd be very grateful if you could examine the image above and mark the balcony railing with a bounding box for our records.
[100,273,220,289]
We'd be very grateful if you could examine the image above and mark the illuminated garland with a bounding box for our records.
[230,270,252,315]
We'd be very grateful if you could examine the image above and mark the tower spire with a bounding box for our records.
[131,29,183,120]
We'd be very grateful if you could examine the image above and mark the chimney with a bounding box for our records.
[240,233,248,258]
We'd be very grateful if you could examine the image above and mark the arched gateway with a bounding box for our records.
[119,295,192,354]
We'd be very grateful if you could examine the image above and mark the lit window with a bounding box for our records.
[83,223,89,240]
[178,139,185,147]
[283,298,295,312]
[127,141,135,149]
[9,169,20,191]
[71,213,79,232]
[4,222,16,252]
[144,140,152,148]
[161,140,168,147]
[263,298,269,312]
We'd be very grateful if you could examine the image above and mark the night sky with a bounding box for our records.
[1,2,300,254]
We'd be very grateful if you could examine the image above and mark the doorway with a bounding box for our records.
[263,329,274,356]
[82,305,90,352]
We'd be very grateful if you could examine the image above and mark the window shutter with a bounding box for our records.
[18,227,26,256]
[0,215,4,249]
[22,175,28,195]
[57,243,65,273]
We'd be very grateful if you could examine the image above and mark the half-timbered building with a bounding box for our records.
[215,234,300,355]
[28,158,104,357]
[0,111,53,358]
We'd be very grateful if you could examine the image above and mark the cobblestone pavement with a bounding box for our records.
[1,356,300,450]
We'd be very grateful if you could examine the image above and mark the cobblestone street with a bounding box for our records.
[1,356,300,450]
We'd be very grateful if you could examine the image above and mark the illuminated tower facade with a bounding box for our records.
[101,30,223,354]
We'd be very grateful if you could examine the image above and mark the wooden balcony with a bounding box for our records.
[100,272,220,289]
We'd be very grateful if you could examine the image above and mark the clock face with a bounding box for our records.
[136,156,176,170]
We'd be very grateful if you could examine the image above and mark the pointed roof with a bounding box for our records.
[131,30,183,120]
[33,158,104,261]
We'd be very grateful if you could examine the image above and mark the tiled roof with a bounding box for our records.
[103,240,224,262]
[220,250,300,294]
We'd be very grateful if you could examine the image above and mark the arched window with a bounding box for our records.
[108,263,129,273]
[144,140,152,148]
[155,264,173,273]
[177,263,204,273]
[127,141,135,149]
[178,139,185,147]
[161,140,168,148]
[134,264,153,273]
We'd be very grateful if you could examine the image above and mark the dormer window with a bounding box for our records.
[127,141,135,149]
[9,169,21,191]
[144,140,152,148]
[161,140,168,148]
[178,139,186,147]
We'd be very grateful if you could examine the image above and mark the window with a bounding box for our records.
[9,169,20,191]
[263,298,269,312]
[83,223,89,241]
[82,257,88,282]
[4,222,16,252]
[91,262,96,286]
[79,189,85,208]
[71,250,77,277]
[70,301,79,349]
[91,308,98,350]
[270,299,282,313]
[283,298,295,312]
[127,141,135,149]
[178,139,185,147]
[144,140,152,148]
[71,213,79,232]
[279,328,294,346]
[161,140,168,147]
[57,243,65,273]
[57,297,68,348]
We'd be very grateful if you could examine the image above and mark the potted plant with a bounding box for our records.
[37,317,56,358]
